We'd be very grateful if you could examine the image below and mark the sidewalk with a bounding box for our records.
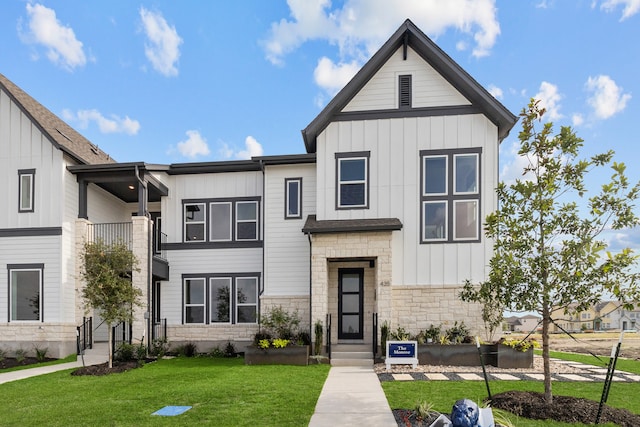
[0,343,108,385]
[308,366,397,427]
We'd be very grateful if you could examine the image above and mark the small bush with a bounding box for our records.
[253,331,272,346]
[260,306,300,340]
[14,348,27,363]
[390,326,410,341]
[296,331,311,346]
[208,346,225,358]
[0,347,6,363]
[445,321,471,344]
[114,343,135,362]
[150,338,169,358]
[258,339,270,349]
[271,339,290,349]
[176,342,198,357]
[34,346,49,362]
[224,342,236,357]
[314,320,323,355]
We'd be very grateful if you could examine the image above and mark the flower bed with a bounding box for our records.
[244,345,309,365]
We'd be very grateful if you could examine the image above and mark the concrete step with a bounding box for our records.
[331,351,371,359]
[331,358,374,367]
[332,344,371,352]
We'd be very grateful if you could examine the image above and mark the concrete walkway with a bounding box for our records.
[308,366,397,427]
[0,343,108,385]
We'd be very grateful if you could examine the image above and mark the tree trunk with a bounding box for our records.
[107,323,113,369]
[542,305,553,404]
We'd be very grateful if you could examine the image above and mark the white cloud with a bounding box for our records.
[177,130,210,158]
[218,136,264,160]
[572,113,584,126]
[585,75,631,120]
[19,3,87,70]
[313,57,361,96]
[62,108,140,135]
[534,81,563,121]
[487,84,503,100]
[598,0,640,20]
[139,7,182,77]
[237,136,264,160]
[263,0,500,65]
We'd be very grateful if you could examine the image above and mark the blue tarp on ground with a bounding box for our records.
[151,406,192,416]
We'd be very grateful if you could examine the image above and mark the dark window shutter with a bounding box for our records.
[399,75,412,108]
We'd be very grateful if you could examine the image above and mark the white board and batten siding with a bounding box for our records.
[342,47,470,112]
[316,86,499,287]
[0,88,66,228]
[159,171,264,324]
[263,164,316,296]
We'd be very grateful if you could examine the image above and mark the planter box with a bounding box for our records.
[418,344,492,366]
[495,344,533,368]
[244,345,309,366]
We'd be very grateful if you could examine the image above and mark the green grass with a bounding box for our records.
[0,357,329,426]
[0,353,77,373]
[546,350,640,375]
[383,381,637,427]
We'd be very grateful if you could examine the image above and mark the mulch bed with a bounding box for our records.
[393,392,640,426]
[71,360,145,376]
[0,357,56,369]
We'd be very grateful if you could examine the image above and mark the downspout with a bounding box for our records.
[307,232,312,341]
[258,159,265,332]
[135,164,152,350]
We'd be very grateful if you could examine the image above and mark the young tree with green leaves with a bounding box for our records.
[81,239,142,368]
[461,99,640,404]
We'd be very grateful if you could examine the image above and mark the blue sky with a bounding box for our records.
[2,0,640,250]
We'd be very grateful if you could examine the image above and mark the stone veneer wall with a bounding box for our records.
[167,324,260,353]
[310,231,393,346]
[0,323,77,358]
[130,215,150,345]
[261,296,311,332]
[390,285,484,337]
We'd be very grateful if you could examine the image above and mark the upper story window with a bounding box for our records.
[183,198,260,243]
[420,148,481,243]
[336,151,370,209]
[9,264,43,322]
[285,178,302,219]
[18,169,35,213]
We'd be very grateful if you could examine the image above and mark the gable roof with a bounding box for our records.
[0,72,113,165]
[302,19,517,153]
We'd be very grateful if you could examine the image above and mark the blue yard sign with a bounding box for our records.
[386,340,418,370]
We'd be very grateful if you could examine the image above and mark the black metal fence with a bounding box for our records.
[152,319,167,341]
[76,316,93,354]
[111,321,133,355]
[372,312,378,356]
[326,313,332,358]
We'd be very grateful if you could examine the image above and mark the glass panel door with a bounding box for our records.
[338,269,363,340]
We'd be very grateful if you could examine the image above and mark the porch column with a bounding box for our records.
[310,235,329,347]
[131,215,151,345]
[75,218,91,324]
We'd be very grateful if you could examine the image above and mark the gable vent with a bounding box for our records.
[399,74,412,109]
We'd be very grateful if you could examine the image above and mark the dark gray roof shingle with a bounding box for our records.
[302,215,403,234]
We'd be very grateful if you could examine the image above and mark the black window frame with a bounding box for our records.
[335,151,370,210]
[182,273,260,325]
[18,169,35,213]
[8,263,44,322]
[181,197,261,244]
[284,178,302,219]
[420,148,482,244]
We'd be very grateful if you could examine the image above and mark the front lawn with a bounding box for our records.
[0,357,329,426]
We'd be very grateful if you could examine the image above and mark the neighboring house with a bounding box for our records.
[504,314,541,333]
[551,301,639,333]
[0,20,516,358]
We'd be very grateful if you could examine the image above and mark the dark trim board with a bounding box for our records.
[332,105,482,122]
[0,227,63,237]
[164,241,263,250]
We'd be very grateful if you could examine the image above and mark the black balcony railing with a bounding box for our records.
[87,222,133,249]
[154,231,167,261]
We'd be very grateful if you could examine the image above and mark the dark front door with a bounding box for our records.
[338,268,364,340]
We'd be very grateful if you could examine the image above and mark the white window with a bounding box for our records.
[336,152,369,209]
[236,201,258,241]
[184,203,205,242]
[285,178,302,219]
[210,277,231,323]
[10,265,43,321]
[18,169,35,213]
[184,278,205,323]
[210,202,232,241]
[183,275,258,324]
[421,149,481,243]
[182,199,260,243]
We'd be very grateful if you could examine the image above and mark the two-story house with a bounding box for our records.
[0,20,516,359]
